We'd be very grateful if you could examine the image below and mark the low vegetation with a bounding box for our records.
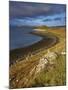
[9,26,66,88]
[35,25,48,30]
[32,54,66,87]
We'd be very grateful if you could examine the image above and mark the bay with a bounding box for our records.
[10,26,42,50]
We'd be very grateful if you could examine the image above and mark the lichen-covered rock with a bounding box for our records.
[35,58,48,73]
[45,51,58,64]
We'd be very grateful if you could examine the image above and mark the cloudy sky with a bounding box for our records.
[9,1,66,26]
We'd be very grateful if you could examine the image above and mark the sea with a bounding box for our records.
[10,26,42,50]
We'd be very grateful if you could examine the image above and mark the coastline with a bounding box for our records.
[10,27,66,88]
[10,30,59,65]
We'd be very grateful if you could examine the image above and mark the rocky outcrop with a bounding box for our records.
[30,51,58,76]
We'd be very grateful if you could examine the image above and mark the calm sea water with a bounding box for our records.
[10,26,42,50]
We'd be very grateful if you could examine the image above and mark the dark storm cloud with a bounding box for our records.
[43,18,52,22]
[54,17,62,21]
[9,1,66,19]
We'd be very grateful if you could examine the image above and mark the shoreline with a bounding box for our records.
[10,27,66,88]
[10,30,59,65]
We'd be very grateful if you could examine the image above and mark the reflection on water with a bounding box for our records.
[10,26,42,50]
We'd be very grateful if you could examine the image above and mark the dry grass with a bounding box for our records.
[9,27,66,88]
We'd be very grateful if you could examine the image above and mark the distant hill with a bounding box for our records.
[35,25,48,29]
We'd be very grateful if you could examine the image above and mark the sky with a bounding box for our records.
[9,1,66,27]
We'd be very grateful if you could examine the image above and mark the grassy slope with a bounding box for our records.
[30,27,66,87]
[9,27,66,88]
[32,27,66,86]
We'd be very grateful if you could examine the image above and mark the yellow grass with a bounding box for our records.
[9,27,66,88]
